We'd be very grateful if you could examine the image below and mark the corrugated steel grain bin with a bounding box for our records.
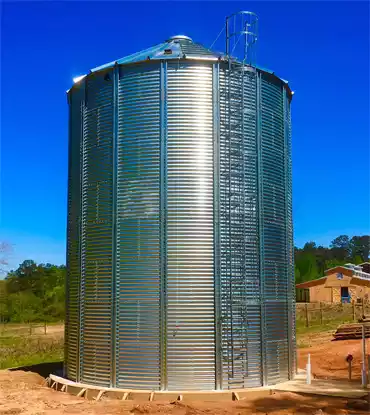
[65,32,295,391]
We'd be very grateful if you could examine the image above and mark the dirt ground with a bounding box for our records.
[0,330,369,415]
[298,335,370,381]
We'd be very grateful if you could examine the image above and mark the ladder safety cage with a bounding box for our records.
[219,11,259,388]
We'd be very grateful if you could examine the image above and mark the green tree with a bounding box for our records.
[4,261,65,322]
[15,259,38,278]
[294,265,302,284]
[295,249,319,282]
[303,241,316,251]
[0,280,8,323]
[315,245,330,276]
[349,236,369,262]
[330,235,351,260]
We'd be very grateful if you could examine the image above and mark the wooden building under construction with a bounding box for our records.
[296,263,370,304]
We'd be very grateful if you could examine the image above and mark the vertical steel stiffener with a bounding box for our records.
[66,16,295,391]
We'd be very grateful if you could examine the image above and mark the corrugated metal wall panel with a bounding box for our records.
[242,69,262,388]
[220,66,238,388]
[116,64,161,389]
[66,57,294,391]
[65,84,84,382]
[285,91,296,378]
[79,72,114,386]
[260,74,290,385]
[166,62,215,390]
[218,65,262,389]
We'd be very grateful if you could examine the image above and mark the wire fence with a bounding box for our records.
[0,322,61,337]
[1,304,369,338]
[296,301,370,328]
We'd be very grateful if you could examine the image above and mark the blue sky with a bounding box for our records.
[1,1,369,271]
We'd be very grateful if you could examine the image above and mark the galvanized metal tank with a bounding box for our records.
[66,33,295,391]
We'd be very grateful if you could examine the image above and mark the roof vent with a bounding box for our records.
[167,35,193,42]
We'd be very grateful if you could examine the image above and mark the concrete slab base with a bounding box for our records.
[272,372,369,398]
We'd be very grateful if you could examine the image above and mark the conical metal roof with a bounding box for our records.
[91,36,224,73]
[70,35,292,97]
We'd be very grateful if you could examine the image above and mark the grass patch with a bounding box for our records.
[297,342,311,349]
[0,335,64,369]
[296,317,354,336]
[297,322,339,336]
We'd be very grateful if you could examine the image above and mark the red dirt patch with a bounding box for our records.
[298,336,370,381]
[0,370,368,415]
[0,333,369,414]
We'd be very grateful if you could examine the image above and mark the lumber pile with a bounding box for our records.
[333,323,370,340]
[358,317,370,323]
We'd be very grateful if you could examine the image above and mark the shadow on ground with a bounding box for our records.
[9,361,63,378]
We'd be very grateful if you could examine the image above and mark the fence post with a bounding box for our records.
[320,302,323,325]
[352,300,356,322]
[306,353,311,384]
[29,323,32,336]
[361,324,367,387]
[348,359,352,381]
[44,321,47,335]
[305,303,309,328]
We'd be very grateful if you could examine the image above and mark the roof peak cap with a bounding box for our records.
[167,35,193,42]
